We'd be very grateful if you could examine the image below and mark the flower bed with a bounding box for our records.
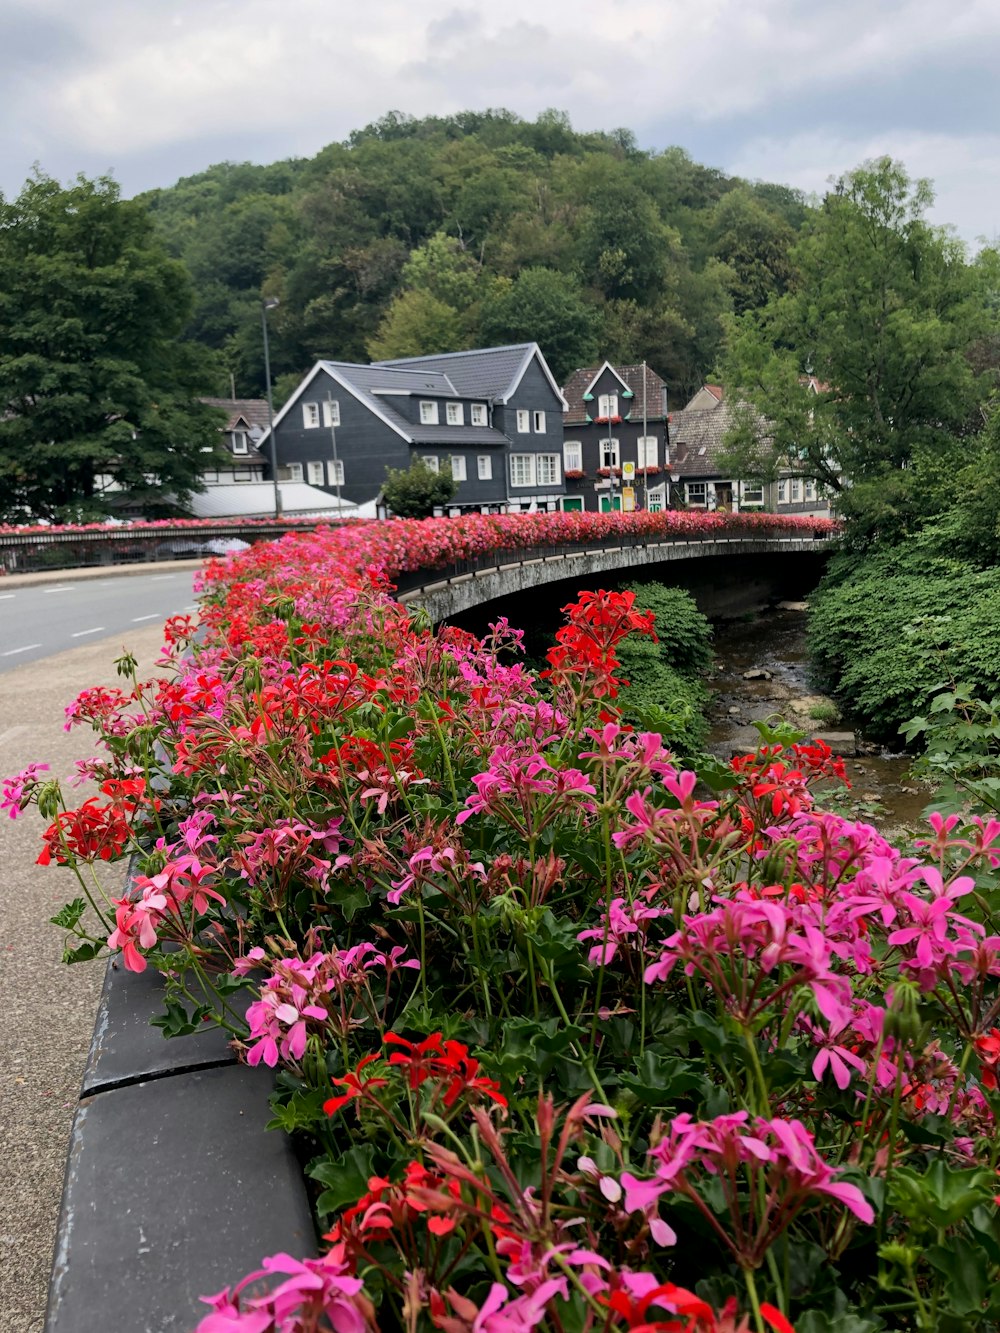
[13,512,1000,1332]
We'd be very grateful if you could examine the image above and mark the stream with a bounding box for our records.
[705,605,932,841]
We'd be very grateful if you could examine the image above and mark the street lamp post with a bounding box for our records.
[261,297,281,519]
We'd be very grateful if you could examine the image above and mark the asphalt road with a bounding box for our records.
[0,572,201,671]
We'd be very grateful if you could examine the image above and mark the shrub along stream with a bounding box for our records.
[8,513,1000,1332]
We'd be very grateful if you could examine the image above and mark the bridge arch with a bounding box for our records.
[395,534,833,623]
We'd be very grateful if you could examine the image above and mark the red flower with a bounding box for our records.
[323,1053,389,1115]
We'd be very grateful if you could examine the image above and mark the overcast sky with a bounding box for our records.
[4,0,998,246]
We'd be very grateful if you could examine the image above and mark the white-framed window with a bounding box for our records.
[423,455,439,472]
[533,411,546,433]
[471,403,487,426]
[510,454,534,487]
[322,399,340,428]
[537,454,559,485]
[804,480,817,502]
[477,455,492,480]
[686,481,707,507]
[516,410,530,433]
[231,431,249,455]
[233,467,253,482]
[303,403,320,429]
[637,436,658,469]
[327,459,344,486]
[307,461,324,486]
[420,401,438,425]
[777,479,788,504]
[598,393,618,419]
[446,402,464,426]
[285,462,304,482]
[600,437,620,469]
[741,482,764,505]
[450,455,467,481]
[790,478,803,503]
[563,440,583,472]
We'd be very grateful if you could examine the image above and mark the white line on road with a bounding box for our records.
[1,644,41,656]
[131,614,160,622]
[43,586,71,593]
[150,574,177,581]
[0,725,28,745]
[0,594,15,600]
[71,626,105,638]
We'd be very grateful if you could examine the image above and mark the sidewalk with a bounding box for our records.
[0,623,168,1333]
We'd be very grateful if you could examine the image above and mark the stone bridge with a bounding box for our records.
[394,531,835,623]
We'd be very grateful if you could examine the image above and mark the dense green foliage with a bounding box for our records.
[616,582,713,753]
[138,109,810,399]
[808,538,1000,741]
[381,458,457,517]
[721,159,997,533]
[0,173,224,522]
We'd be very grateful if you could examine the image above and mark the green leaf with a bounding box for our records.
[62,940,103,964]
[50,898,87,930]
[308,1145,376,1218]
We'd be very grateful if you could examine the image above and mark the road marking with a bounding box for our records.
[0,725,28,745]
[151,574,177,581]
[71,626,105,638]
[1,644,41,656]
[43,586,71,593]
[132,614,160,622]
[0,594,14,600]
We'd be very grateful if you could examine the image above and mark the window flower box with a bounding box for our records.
[597,466,622,478]
[593,415,623,426]
[563,469,586,481]
[637,465,662,476]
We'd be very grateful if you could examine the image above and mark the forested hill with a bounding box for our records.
[138,108,810,403]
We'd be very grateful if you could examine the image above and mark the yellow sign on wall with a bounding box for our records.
[623,486,636,511]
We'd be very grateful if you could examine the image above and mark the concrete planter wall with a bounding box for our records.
[46,934,318,1331]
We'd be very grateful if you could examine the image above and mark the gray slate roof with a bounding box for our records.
[318,362,510,446]
[374,344,538,402]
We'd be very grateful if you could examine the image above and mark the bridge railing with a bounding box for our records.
[393,528,833,598]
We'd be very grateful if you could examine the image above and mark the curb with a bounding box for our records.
[45,914,318,1331]
[1,559,205,591]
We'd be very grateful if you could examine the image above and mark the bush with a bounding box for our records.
[615,582,713,754]
[808,535,1000,741]
[382,458,456,518]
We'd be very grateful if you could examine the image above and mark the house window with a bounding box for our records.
[282,462,304,482]
[600,438,620,469]
[516,410,530,433]
[686,481,707,507]
[510,454,534,487]
[471,403,487,426]
[420,401,438,425]
[537,454,559,486]
[477,455,492,480]
[233,467,253,482]
[231,431,249,455]
[450,455,467,481]
[446,402,463,426]
[322,399,340,428]
[563,441,583,472]
[790,478,803,503]
[423,455,439,473]
[777,480,788,504]
[637,436,658,469]
[303,403,320,429]
[307,461,324,486]
[327,459,344,486]
[533,411,546,433]
[598,393,618,419]
[203,469,219,483]
[741,482,764,505]
[804,480,817,502]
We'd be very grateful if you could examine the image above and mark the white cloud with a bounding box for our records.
[727,129,1000,246]
[4,0,1000,243]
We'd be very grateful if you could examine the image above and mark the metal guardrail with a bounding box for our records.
[394,531,834,600]
[0,521,329,575]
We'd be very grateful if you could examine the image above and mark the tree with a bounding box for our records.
[0,172,223,522]
[479,268,599,382]
[721,159,992,517]
[381,458,456,517]
[367,289,466,361]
